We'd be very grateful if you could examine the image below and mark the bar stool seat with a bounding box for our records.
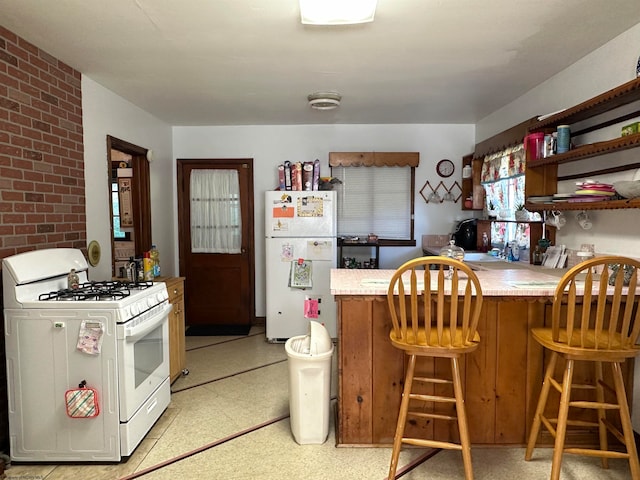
[386,257,483,480]
[525,255,640,480]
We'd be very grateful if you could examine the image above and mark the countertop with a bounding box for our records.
[422,243,557,273]
[330,267,570,297]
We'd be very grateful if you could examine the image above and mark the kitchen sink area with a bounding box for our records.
[463,252,505,262]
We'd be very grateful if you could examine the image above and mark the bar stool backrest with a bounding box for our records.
[387,257,483,349]
[552,255,640,351]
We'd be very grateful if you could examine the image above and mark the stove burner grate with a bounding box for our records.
[39,280,154,302]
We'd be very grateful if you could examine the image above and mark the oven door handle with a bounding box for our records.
[124,303,173,342]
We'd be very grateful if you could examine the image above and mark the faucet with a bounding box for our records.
[500,242,509,260]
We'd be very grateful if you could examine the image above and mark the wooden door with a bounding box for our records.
[177,159,255,331]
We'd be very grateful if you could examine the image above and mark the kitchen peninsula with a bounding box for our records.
[330,267,634,447]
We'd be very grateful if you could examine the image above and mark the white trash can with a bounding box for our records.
[284,320,334,445]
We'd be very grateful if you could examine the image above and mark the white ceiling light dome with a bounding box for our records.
[308,92,342,110]
[299,0,378,25]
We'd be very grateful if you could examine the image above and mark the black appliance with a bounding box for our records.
[452,218,477,251]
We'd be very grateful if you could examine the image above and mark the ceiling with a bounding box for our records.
[2,0,640,126]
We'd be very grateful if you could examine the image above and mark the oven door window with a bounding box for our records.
[134,324,164,388]
[118,309,170,422]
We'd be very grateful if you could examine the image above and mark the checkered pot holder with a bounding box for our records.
[65,380,100,418]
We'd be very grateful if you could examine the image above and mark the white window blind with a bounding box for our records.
[332,166,412,240]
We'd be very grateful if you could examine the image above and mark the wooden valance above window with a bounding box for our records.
[329,152,419,167]
[472,117,538,160]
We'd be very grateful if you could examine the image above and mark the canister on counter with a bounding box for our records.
[143,252,154,281]
[544,134,554,157]
[556,125,570,153]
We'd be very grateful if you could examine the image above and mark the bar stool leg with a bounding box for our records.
[388,354,416,480]
[451,356,473,480]
[525,352,559,461]
[550,359,574,480]
[611,362,640,479]
[594,361,609,469]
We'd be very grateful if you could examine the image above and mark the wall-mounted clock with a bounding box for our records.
[87,240,101,267]
[436,159,455,178]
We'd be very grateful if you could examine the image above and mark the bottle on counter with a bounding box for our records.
[533,246,543,266]
[150,244,160,278]
[439,240,465,278]
[481,232,489,252]
[67,268,79,289]
[143,252,154,281]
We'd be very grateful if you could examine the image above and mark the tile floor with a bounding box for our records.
[4,326,634,479]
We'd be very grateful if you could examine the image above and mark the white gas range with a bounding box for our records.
[2,248,172,462]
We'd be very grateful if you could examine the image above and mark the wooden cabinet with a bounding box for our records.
[336,293,632,447]
[160,277,187,384]
[460,154,483,210]
[336,294,548,446]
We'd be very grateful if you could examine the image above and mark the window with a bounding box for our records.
[481,144,529,249]
[111,182,127,239]
[329,152,418,243]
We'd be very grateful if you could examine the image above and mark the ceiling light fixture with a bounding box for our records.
[299,0,377,25]
[308,92,342,110]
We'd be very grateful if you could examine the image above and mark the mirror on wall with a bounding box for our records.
[106,136,152,277]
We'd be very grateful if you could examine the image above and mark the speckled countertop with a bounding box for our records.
[330,267,568,297]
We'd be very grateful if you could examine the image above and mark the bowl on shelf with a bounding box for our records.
[613,180,640,199]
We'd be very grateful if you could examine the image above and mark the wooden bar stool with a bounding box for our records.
[525,255,640,480]
[386,257,483,480]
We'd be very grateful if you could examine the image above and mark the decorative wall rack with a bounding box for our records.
[420,180,461,204]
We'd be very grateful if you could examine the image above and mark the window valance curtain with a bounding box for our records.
[329,152,419,167]
[480,144,525,184]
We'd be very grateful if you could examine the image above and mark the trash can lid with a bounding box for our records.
[308,320,332,355]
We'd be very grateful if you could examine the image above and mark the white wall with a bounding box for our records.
[82,76,175,280]
[173,124,475,318]
[476,23,640,429]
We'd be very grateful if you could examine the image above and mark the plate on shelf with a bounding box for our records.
[574,189,615,196]
[528,196,554,203]
[567,196,607,203]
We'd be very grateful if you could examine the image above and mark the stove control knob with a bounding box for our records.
[130,303,139,315]
[156,293,164,303]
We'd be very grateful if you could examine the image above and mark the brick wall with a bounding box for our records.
[0,26,85,454]
[0,26,86,259]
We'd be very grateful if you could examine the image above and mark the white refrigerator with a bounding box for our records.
[265,191,337,342]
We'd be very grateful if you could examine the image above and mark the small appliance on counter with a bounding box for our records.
[451,218,477,251]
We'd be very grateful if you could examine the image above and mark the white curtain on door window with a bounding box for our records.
[190,169,242,253]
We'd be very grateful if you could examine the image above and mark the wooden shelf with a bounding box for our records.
[526,198,640,212]
[338,239,380,269]
[526,132,640,167]
[524,77,640,218]
[484,219,545,224]
[475,77,640,263]
[530,77,640,130]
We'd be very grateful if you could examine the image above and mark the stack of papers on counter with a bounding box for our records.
[542,246,567,268]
